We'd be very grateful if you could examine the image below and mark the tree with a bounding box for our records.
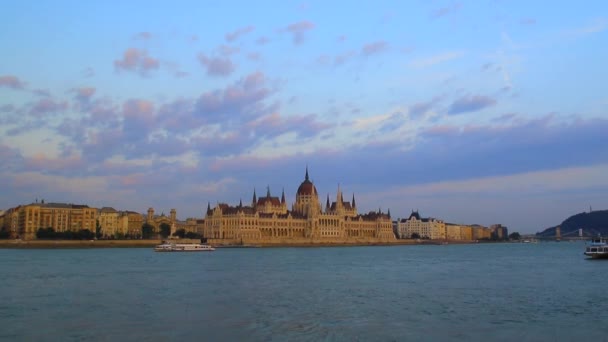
[159,223,171,238]
[173,228,186,238]
[185,232,201,239]
[141,223,155,239]
[509,232,521,240]
[95,220,102,239]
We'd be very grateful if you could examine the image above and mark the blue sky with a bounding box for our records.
[1,0,607,233]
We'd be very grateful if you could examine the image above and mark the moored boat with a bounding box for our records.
[584,237,608,259]
[154,241,215,252]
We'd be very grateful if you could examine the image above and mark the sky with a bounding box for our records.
[1,1,607,234]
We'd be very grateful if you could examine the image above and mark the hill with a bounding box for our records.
[536,210,608,237]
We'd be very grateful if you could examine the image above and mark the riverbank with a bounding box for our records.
[0,239,161,249]
[0,238,481,249]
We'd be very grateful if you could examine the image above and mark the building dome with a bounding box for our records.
[296,167,318,196]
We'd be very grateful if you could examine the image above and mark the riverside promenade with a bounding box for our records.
[0,238,478,248]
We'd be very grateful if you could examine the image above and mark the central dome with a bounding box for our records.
[296,167,318,196]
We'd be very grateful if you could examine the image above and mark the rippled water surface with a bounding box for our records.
[2,242,607,341]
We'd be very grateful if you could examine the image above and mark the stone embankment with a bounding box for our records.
[0,239,161,248]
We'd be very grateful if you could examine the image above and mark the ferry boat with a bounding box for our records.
[154,241,215,252]
[584,237,608,259]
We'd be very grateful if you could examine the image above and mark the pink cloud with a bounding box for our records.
[197,53,236,77]
[362,40,388,56]
[225,25,255,42]
[29,98,68,116]
[0,75,26,89]
[24,154,84,172]
[285,20,315,45]
[134,31,152,40]
[114,48,160,76]
[74,87,96,100]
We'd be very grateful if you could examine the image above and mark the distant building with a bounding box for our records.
[397,211,446,239]
[6,201,98,239]
[203,167,395,244]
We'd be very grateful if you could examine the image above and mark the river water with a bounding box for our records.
[1,242,606,341]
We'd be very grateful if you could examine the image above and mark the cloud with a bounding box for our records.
[74,87,96,100]
[134,31,152,40]
[448,95,496,115]
[408,51,464,68]
[0,75,26,89]
[28,98,69,117]
[431,2,462,18]
[520,18,536,26]
[361,40,388,56]
[197,53,236,77]
[248,112,333,139]
[256,36,270,45]
[285,20,315,45]
[574,17,608,35]
[409,97,441,118]
[114,48,160,76]
[194,71,273,125]
[218,45,240,56]
[225,26,255,42]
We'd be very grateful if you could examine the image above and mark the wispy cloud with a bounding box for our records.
[284,20,315,45]
[448,95,496,115]
[361,40,388,56]
[431,2,462,19]
[197,53,236,77]
[0,75,26,89]
[114,48,160,76]
[225,26,255,42]
[408,51,464,68]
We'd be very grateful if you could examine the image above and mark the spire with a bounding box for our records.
[352,193,356,208]
[239,198,243,208]
[207,202,211,212]
[305,165,309,181]
[387,208,391,218]
[336,184,342,210]
[326,194,330,210]
[252,188,257,206]
[266,186,271,198]
[281,188,286,204]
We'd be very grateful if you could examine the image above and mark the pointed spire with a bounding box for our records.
[326,194,330,210]
[266,185,271,198]
[252,188,257,206]
[207,202,211,212]
[387,208,391,218]
[305,165,309,181]
[352,193,356,208]
[239,198,243,208]
[281,188,286,204]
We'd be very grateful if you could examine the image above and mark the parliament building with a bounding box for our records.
[203,168,396,244]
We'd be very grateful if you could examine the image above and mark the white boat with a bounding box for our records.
[154,241,215,252]
[584,237,608,259]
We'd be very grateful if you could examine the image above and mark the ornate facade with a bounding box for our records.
[203,168,396,244]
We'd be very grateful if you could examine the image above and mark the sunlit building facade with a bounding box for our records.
[203,168,396,244]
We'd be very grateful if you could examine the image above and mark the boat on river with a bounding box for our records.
[154,241,215,252]
[584,237,608,259]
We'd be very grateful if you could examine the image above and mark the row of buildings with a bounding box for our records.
[395,211,508,241]
[0,201,200,240]
[1,168,507,242]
